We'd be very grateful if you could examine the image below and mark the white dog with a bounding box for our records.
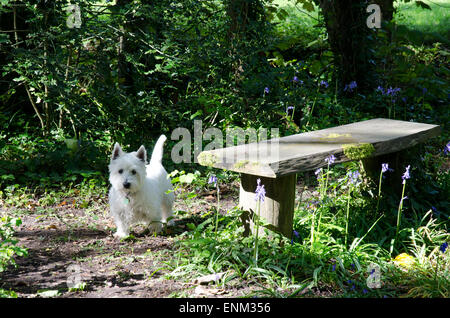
[108,135,174,238]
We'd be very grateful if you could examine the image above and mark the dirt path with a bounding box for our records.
[0,185,255,298]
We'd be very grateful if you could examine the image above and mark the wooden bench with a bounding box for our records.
[197,118,440,238]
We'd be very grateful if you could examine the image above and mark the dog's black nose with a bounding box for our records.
[123,182,131,189]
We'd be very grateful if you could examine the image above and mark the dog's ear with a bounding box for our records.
[136,145,147,163]
[112,143,123,160]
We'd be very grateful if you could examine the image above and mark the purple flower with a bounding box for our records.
[444,141,450,155]
[382,163,389,173]
[325,154,336,165]
[319,80,329,88]
[431,206,440,216]
[291,230,299,244]
[293,76,299,83]
[255,178,266,202]
[314,168,322,179]
[344,81,357,92]
[332,263,336,271]
[286,106,294,114]
[422,87,427,95]
[440,242,448,253]
[386,87,401,97]
[208,175,217,185]
[264,87,270,94]
[402,165,411,184]
[376,86,384,94]
[347,170,360,185]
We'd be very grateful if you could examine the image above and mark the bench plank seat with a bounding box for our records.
[198,118,440,178]
[197,118,440,238]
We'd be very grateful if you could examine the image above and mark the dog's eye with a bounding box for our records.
[131,169,136,175]
[118,169,123,174]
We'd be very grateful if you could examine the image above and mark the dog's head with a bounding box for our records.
[108,143,147,194]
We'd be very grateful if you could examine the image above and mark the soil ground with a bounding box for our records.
[0,182,265,298]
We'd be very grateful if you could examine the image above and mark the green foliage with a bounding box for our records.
[0,216,28,297]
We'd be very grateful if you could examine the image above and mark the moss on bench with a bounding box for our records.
[342,143,375,160]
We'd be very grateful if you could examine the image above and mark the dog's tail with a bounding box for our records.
[150,134,167,164]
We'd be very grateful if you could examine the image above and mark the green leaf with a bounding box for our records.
[190,110,203,120]
[179,173,196,184]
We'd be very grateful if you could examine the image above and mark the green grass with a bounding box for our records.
[395,0,450,44]
[154,155,450,298]
[272,0,450,45]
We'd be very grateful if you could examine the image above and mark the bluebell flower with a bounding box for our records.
[332,263,336,271]
[444,141,450,155]
[291,230,299,244]
[431,206,440,217]
[386,87,401,96]
[293,76,299,83]
[264,87,270,94]
[363,289,368,294]
[286,106,294,114]
[319,80,329,88]
[325,154,336,165]
[344,81,357,92]
[382,163,389,173]
[376,86,384,94]
[347,170,360,185]
[440,242,448,253]
[422,87,427,95]
[255,178,266,202]
[314,168,322,179]
[208,175,217,186]
[402,165,411,184]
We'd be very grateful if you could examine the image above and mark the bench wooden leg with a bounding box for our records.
[239,173,296,239]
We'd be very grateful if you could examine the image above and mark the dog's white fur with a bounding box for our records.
[108,135,174,238]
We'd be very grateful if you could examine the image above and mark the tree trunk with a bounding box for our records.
[317,0,374,92]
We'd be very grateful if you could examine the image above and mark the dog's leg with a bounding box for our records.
[161,192,175,226]
[111,209,131,238]
[147,219,163,234]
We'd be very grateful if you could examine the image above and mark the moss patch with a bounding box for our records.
[342,143,375,160]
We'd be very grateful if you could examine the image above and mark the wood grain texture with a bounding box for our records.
[197,118,440,178]
[239,173,296,238]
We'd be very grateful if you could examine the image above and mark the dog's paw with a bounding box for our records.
[113,230,129,239]
[148,222,163,234]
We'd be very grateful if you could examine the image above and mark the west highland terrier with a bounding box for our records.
[108,135,174,238]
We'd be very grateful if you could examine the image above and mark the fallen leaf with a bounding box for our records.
[47,224,58,230]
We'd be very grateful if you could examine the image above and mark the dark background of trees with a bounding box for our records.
[0,0,448,188]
